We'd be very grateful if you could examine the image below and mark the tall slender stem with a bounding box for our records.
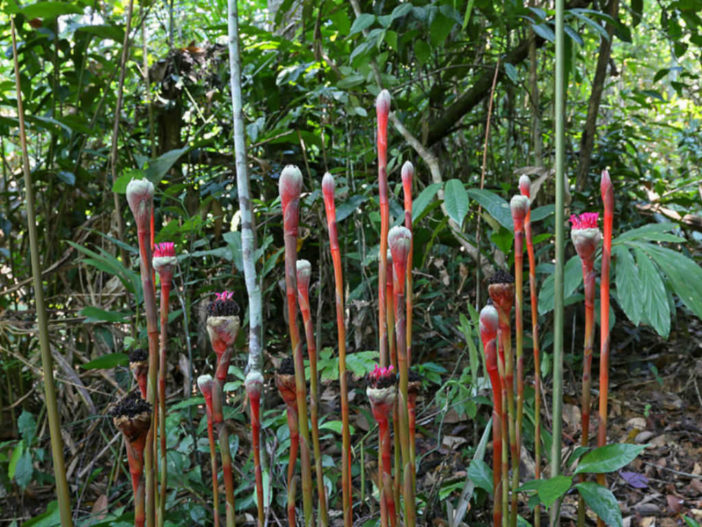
[156,271,172,526]
[596,170,614,527]
[276,366,300,527]
[213,348,236,527]
[280,166,314,527]
[322,173,352,527]
[296,260,329,526]
[386,254,402,512]
[11,18,74,527]
[551,0,567,523]
[377,91,391,368]
[389,227,415,527]
[198,376,220,527]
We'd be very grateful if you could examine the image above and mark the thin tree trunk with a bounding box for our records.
[575,0,619,191]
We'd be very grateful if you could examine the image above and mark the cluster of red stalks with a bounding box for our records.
[481,171,614,525]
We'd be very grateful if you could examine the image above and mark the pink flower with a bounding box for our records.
[214,291,234,302]
[570,212,602,263]
[570,212,599,230]
[153,242,175,258]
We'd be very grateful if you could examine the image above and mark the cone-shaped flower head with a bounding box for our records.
[488,270,514,315]
[111,393,152,444]
[321,172,337,225]
[275,358,297,408]
[366,364,397,419]
[245,371,264,400]
[197,374,214,412]
[296,259,311,292]
[601,169,613,207]
[570,212,601,263]
[388,226,412,290]
[401,161,414,188]
[279,165,303,217]
[152,242,177,274]
[206,291,241,356]
[510,195,530,232]
[128,348,149,399]
[376,89,391,129]
[479,304,499,345]
[519,175,531,198]
[126,178,154,230]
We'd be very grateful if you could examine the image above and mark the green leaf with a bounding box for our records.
[346,351,378,378]
[8,440,23,479]
[575,482,622,527]
[22,500,61,527]
[75,24,125,42]
[467,189,513,229]
[467,458,493,495]
[613,246,641,326]
[634,248,670,338]
[81,353,129,370]
[443,179,470,227]
[538,255,582,315]
[430,13,455,46]
[112,168,144,194]
[504,63,519,83]
[574,444,645,475]
[14,449,33,489]
[20,1,82,19]
[80,306,129,323]
[144,147,189,182]
[414,39,431,66]
[350,13,375,35]
[634,242,702,321]
[18,411,37,446]
[336,195,368,223]
[615,222,683,243]
[531,22,555,42]
[530,205,554,223]
[519,475,572,507]
[412,183,441,223]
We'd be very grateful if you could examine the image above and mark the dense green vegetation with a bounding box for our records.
[1,0,701,525]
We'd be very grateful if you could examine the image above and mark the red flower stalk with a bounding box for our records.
[377,89,391,371]
[322,172,352,526]
[152,241,177,521]
[406,371,421,486]
[296,260,329,526]
[597,171,614,512]
[367,364,398,527]
[198,375,220,527]
[206,293,241,527]
[245,371,265,527]
[480,303,503,527]
[111,394,152,527]
[389,225,416,527]
[276,359,299,527]
[280,165,314,527]
[126,178,158,526]
[488,271,517,526]
[519,175,543,527]
[129,349,149,399]
[385,251,402,511]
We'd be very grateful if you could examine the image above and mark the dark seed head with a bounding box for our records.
[128,348,148,363]
[278,357,295,375]
[489,270,514,285]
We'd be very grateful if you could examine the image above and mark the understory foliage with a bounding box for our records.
[1,0,701,525]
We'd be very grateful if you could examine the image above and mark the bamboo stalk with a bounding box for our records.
[322,172,353,527]
[377,90,391,369]
[153,243,176,525]
[551,1,567,523]
[127,178,160,527]
[488,273,516,526]
[389,226,416,527]
[297,260,329,526]
[11,18,74,526]
[596,170,614,527]
[570,213,602,527]
[519,175,542,527]
[276,364,299,527]
[480,304,502,527]
[280,166,314,527]
[511,195,529,512]
[197,376,221,527]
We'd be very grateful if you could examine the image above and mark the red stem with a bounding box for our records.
[377,414,397,527]
[249,393,264,527]
[205,408,221,527]
[158,276,171,524]
[127,438,146,527]
[377,95,390,369]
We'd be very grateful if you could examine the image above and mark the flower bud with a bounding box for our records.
[279,165,303,214]
[479,304,499,344]
[126,179,154,230]
[570,213,601,263]
[488,270,514,315]
[128,348,149,399]
[366,363,397,419]
[519,175,531,198]
[376,89,391,118]
[401,161,414,187]
[388,226,411,269]
[296,259,311,291]
[275,358,297,408]
[152,242,177,275]
[601,169,613,209]
[245,371,264,400]
[510,195,530,232]
[206,292,240,356]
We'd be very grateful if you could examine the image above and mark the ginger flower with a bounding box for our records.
[197,374,214,416]
[519,175,531,198]
[510,195,530,231]
[488,270,515,315]
[111,393,152,445]
[366,364,397,419]
[479,304,499,345]
[245,371,264,400]
[128,348,149,399]
[570,212,601,262]
[152,242,177,274]
[126,179,154,230]
[206,291,240,357]
[275,358,297,408]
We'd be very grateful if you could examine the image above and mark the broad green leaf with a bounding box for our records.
[634,242,702,321]
[519,475,573,507]
[634,248,670,338]
[145,147,189,182]
[467,458,493,495]
[20,2,82,19]
[538,255,582,314]
[467,189,513,229]
[575,482,622,527]
[80,306,129,323]
[81,353,129,370]
[412,183,441,223]
[8,440,23,479]
[18,411,37,446]
[443,179,469,227]
[504,63,519,83]
[430,13,455,46]
[414,39,431,66]
[613,246,641,326]
[75,24,125,42]
[391,3,413,21]
[21,500,61,527]
[574,443,645,475]
[14,449,33,488]
[336,195,368,223]
[531,22,555,42]
[531,204,555,223]
[615,222,684,243]
[346,351,379,378]
[349,13,375,35]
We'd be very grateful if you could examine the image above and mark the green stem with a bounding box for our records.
[10,18,74,527]
[551,0,567,523]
